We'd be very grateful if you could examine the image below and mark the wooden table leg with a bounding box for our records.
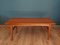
[16,26,18,33]
[48,25,51,40]
[13,26,18,33]
[10,26,14,40]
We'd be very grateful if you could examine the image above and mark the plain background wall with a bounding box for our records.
[0,0,60,24]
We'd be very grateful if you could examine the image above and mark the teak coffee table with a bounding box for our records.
[5,18,56,40]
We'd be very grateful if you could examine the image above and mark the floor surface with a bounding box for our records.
[0,25,60,45]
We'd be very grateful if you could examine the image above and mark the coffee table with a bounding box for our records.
[5,18,56,40]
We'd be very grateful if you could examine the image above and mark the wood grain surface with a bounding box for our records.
[0,25,60,45]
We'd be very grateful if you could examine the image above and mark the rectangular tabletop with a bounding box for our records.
[5,18,55,26]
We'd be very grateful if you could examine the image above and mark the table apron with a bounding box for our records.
[13,24,51,26]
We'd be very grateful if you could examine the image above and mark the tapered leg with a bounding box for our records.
[48,25,51,40]
[10,26,13,40]
[13,26,18,33]
[15,26,18,33]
